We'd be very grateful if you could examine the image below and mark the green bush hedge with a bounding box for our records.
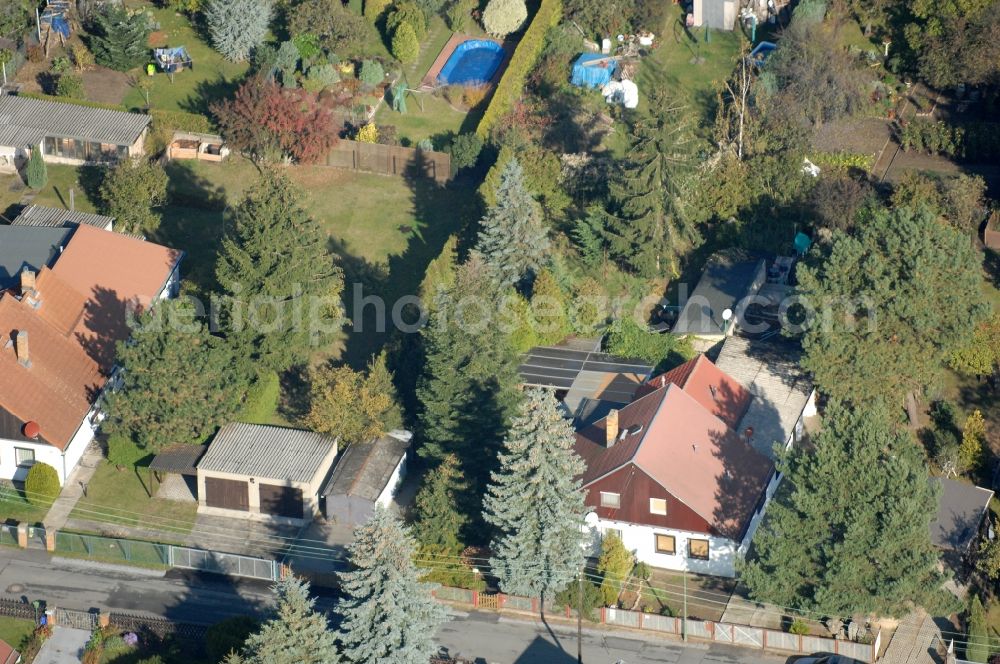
[476,0,562,138]
[107,435,148,467]
[16,91,128,112]
[24,462,60,506]
[898,119,1000,161]
[147,108,214,156]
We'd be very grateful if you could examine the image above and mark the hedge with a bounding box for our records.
[16,91,129,112]
[476,0,562,138]
[898,118,1000,162]
[146,108,215,155]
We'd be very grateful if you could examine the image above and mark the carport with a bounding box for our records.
[196,423,339,525]
[146,444,205,499]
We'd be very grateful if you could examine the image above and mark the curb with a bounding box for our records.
[50,556,167,578]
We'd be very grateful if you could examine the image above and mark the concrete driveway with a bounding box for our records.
[34,626,90,664]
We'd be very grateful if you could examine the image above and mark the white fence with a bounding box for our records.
[169,545,280,581]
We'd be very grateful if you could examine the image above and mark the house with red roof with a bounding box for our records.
[576,354,782,577]
[0,223,182,485]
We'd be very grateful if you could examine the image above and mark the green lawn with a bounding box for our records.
[0,484,48,526]
[0,617,34,652]
[120,0,249,114]
[0,164,100,219]
[69,462,197,538]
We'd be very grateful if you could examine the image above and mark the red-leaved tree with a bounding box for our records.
[211,76,340,164]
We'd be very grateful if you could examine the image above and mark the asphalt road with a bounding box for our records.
[0,550,791,664]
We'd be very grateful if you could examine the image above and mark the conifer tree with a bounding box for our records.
[483,388,587,600]
[215,169,343,373]
[24,145,46,190]
[413,454,467,553]
[597,533,633,607]
[959,409,986,474]
[476,158,550,288]
[205,0,274,62]
[103,299,249,452]
[241,574,339,664]
[88,6,150,71]
[797,206,988,425]
[416,254,521,532]
[604,87,697,278]
[741,402,950,618]
[337,506,449,664]
[966,594,989,663]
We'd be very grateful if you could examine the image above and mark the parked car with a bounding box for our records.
[794,655,865,664]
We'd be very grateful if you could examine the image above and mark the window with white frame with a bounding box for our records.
[649,497,667,515]
[14,447,35,466]
[600,492,620,508]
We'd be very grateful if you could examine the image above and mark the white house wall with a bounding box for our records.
[588,517,740,578]
[375,453,407,509]
[0,407,97,486]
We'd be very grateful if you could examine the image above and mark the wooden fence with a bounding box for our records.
[324,139,451,183]
[432,586,881,663]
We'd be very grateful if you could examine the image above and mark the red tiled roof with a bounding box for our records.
[0,294,103,449]
[0,638,19,664]
[575,356,772,539]
[0,225,181,449]
[635,355,751,428]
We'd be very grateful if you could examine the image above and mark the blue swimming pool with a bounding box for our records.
[437,39,505,86]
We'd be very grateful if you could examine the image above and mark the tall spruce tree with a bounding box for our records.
[483,388,587,600]
[216,170,343,373]
[740,402,949,618]
[797,205,989,425]
[24,145,46,190]
[241,574,339,664]
[966,594,989,663]
[88,6,150,71]
[336,506,449,664]
[416,254,521,533]
[103,299,249,451]
[476,158,550,288]
[604,87,697,278]
[413,453,467,553]
[205,0,274,62]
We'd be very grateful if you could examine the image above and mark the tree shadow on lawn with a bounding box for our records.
[179,74,243,118]
[332,155,482,370]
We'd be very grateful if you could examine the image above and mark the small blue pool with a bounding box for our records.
[437,39,505,86]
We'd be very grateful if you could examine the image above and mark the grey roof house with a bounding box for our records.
[0,94,150,172]
[196,423,339,524]
[930,477,993,554]
[322,430,412,526]
[11,205,115,231]
[0,225,74,289]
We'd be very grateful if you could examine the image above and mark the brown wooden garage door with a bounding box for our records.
[204,477,249,511]
[259,484,304,519]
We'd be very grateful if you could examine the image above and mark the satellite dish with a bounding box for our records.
[584,511,599,526]
[722,308,733,321]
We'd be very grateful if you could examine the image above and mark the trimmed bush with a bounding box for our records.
[364,0,393,21]
[205,615,259,662]
[391,22,420,63]
[16,91,127,111]
[24,462,59,506]
[482,0,527,36]
[386,2,427,41]
[55,74,85,99]
[24,146,47,190]
[477,0,561,137]
[449,132,483,170]
[357,122,378,143]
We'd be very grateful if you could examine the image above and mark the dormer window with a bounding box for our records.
[600,492,620,508]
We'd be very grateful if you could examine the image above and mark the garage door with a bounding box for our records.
[259,484,304,519]
[204,477,249,511]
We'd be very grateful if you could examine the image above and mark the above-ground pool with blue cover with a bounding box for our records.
[437,40,505,86]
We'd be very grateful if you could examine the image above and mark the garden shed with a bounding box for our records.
[196,423,339,525]
[571,54,617,89]
[321,430,412,526]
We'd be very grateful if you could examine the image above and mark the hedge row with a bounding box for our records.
[476,0,562,138]
[16,91,129,112]
[898,118,1000,162]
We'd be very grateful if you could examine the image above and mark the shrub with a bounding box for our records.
[205,0,274,62]
[302,63,340,92]
[107,435,147,467]
[24,146,46,190]
[462,84,489,108]
[788,618,810,635]
[51,56,72,74]
[356,122,378,143]
[604,316,694,368]
[554,577,602,621]
[416,138,434,151]
[477,0,561,137]
[24,462,59,506]
[205,615,258,662]
[291,0,378,56]
[364,0,393,21]
[70,44,95,71]
[482,0,527,35]
[442,84,464,106]
[386,2,427,41]
[292,33,322,63]
[359,60,385,86]
[55,74,84,99]
[391,22,419,63]
[448,132,482,170]
[445,0,474,31]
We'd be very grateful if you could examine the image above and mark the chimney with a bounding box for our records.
[20,268,35,297]
[15,330,30,368]
[606,409,619,447]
